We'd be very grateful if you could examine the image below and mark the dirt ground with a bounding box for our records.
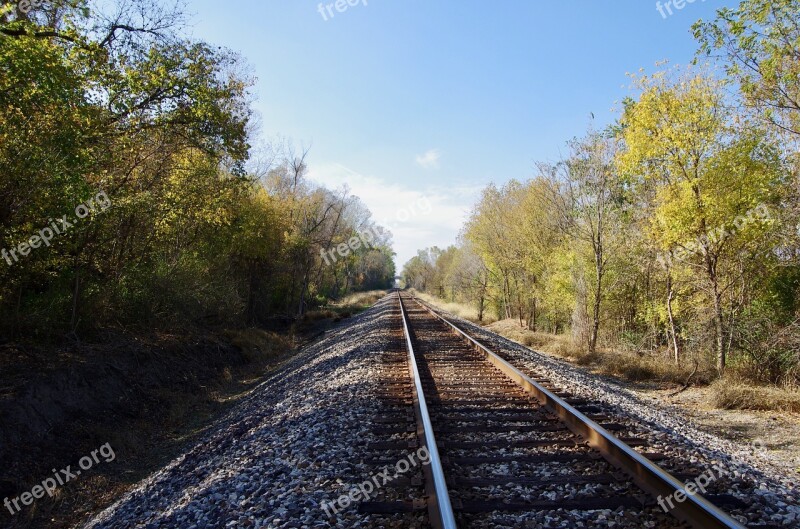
[643,384,800,476]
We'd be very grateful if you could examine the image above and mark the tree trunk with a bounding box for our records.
[297,269,310,318]
[11,284,22,340]
[589,296,601,354]
[529,296,537,332]
[502,273,512,320]
[705,255,726,374]
[712,278,726,374]
[666,271,680,364]
[70,266,81,333]
[245,263,254,324]
[589,253,603,354]
[477,273,488,322]
[572,273,590,349]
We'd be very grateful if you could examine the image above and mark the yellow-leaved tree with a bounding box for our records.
[618,68,784,374]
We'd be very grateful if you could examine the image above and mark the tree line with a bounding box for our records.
[404,0,800,384]
[0,0,395,339]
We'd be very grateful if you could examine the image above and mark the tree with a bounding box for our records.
[694,0,800,138]
[0,0,397,338]
[540,131,626,354]
[618,68,784,374]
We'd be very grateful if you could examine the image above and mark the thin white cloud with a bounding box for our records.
[415,149,441,170]
[307,162,481,267]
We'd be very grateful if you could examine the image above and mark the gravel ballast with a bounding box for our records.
[82,296,408,529]
[81,294,800,528]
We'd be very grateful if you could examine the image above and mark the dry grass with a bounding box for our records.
[332,290,387,311]
[710,380,800,413]
[223,328,293,361]
[593,352,715,385]
[413,291,498,324]
[485,320,562,349]
[504,325,800,412]
[304,309,337,321]
[485,319,713,386]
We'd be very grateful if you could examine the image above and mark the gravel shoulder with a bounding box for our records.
[79,295,406,529]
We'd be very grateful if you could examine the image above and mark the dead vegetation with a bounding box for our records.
[332,290,388,311]
[292,290,387,342]
[710,381,800,413]
[485,319,714,386]
[414,291,499,324]
[223,328,294,361]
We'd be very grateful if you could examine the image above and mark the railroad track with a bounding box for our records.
[359,291,753,528]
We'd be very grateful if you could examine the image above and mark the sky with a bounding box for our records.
[186,0,738,268]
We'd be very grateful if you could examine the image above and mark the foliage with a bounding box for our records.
[0,0,395,339]
[694,0,800,138]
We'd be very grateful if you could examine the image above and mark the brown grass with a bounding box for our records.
[710,380,800,413]
[413,291,498,324]
[484,319,714,386]
[223,328,293,361]
[504,326,800,412]
[415,293,800,412]
[328,290,387,321]
[304,309,337,321]
[332,290,387,311]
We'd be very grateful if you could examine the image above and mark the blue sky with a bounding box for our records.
[187,0,736,267]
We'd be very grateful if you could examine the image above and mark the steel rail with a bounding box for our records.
[397,292,458,529]
[409,294,746,529]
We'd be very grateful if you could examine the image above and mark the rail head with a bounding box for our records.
[397,292,458,529]
[409,295,746,529]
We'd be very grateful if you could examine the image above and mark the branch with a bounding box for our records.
[99,23,164,47]
[0,26,81,44]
